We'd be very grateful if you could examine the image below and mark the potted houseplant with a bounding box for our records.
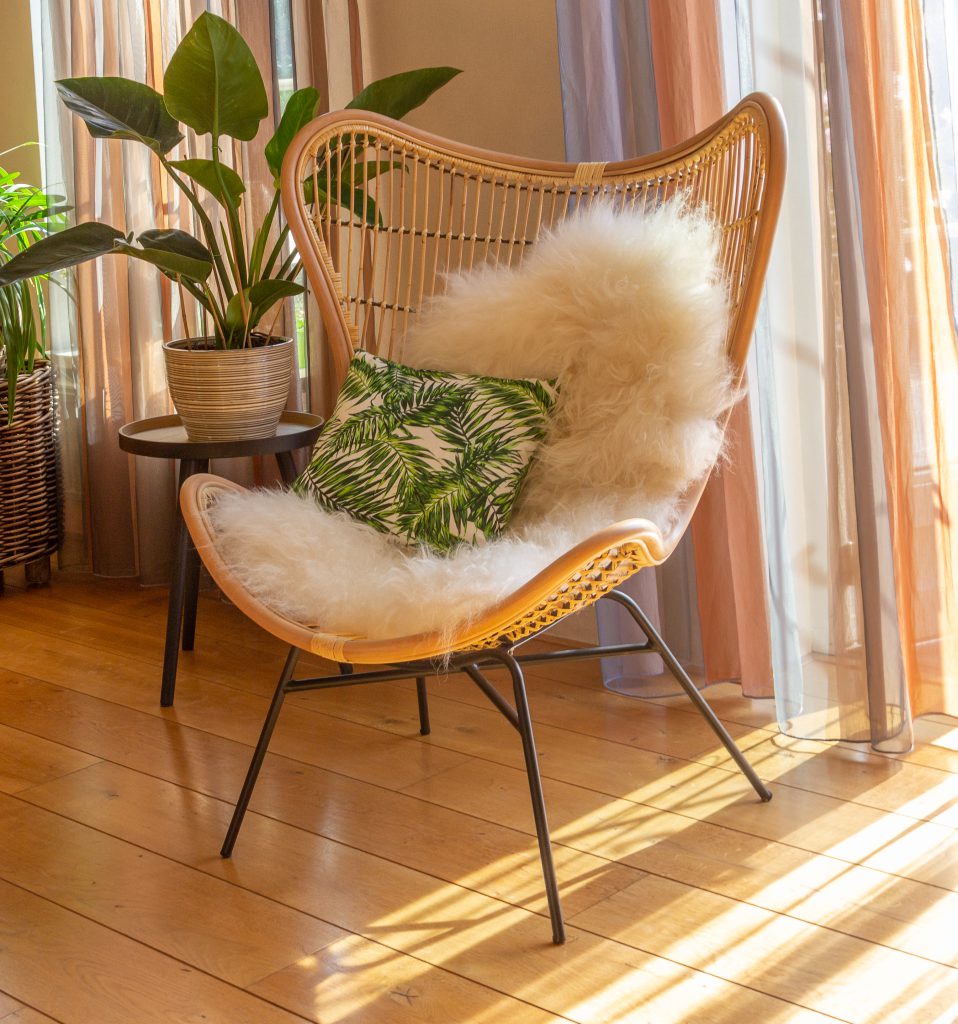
[0,162,66,584]
[0,11,459,441]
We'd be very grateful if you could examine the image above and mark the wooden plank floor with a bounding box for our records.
[1,576,958,1022]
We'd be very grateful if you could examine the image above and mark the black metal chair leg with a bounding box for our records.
[478,649,566,945]
[603,590,772,802]
[222,645,301,857]
[415,676,430,735]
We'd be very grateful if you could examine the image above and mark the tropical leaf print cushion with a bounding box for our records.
[293,350,559,553]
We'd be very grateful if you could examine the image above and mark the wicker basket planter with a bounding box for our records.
[163,335,293,442]
[0,363,59,572]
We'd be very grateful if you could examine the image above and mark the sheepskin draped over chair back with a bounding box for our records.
[282,94,785,400]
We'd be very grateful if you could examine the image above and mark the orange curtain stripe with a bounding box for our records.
[835,0,958,717]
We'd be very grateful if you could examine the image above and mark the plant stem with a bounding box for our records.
[176,279,191,339]
[211,138,248,291]
[182,277,224,341]
[211,136,250,346]
[249,189,280,284]
[159,155,232,299]
[200,281,228,347]
[273,248,300,282]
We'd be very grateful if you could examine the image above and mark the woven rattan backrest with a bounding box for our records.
[282,93,785,399]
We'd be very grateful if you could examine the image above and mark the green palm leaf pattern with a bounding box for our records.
[294,350,559,553]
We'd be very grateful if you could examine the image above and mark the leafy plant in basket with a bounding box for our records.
[0,11,459,356]
[0,161,67,423]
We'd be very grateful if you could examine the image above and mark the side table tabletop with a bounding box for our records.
[119,411,324,707]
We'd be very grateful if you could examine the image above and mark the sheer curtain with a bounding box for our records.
[818,0,958,736]
[722,0,958,749]
[558,0,958,747]
[717,0,871,742]
[36,0,309,582]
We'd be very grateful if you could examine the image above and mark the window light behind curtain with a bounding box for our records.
[723,0,958,750]
[718,0,870,742]
[33,0,306,582]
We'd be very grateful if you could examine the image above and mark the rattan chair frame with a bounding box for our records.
[180,93,786,945]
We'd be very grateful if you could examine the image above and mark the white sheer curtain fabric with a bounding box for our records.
[719,0,879,743]
[717,0,958,749]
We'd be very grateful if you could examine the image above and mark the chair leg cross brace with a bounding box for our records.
[219,595,767,946]
[220,642,566,944]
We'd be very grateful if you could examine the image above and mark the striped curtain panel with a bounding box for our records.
[813,0,958,742]
[724,0,958,749]
[561,0,958,748]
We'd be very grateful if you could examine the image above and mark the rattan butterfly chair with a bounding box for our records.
[181,92,786,945]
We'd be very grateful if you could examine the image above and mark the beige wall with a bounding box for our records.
[355,0,566,160]
[0,0,41,184]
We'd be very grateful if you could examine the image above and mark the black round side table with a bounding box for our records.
[119,411,324,707]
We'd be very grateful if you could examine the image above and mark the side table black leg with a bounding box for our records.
[181,458,209,653]
[161,458,204,707]
[181,544,201,652]
[275,449,298,486]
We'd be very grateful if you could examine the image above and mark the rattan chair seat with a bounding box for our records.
[181,472,666,664]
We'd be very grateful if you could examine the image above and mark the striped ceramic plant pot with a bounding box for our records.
[163,336,293,442]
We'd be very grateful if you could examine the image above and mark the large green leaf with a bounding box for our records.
[168,158,246,206]
[113,233,213,283]
[56,77,183,154]
[137,228,213,276]
[346,67,461,120]
[265,86,321,183]
[0,222,124,285]
[163,11,268,141]
[247,277,305,318]
[224,278,305,334]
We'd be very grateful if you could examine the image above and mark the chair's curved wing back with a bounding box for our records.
[281,93,786,401]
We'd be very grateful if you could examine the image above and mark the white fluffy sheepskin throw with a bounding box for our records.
[210,202,735,640]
